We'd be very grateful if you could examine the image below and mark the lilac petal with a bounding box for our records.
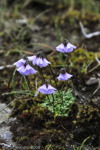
[57,74,64,81]
[32,56,37,65]
[42,58,51,67]
[28,55,36,61]
[26,64,37,72]
[42,84,47,90]
[14,58,26,68]
[23,70,30,76]
[36,58,42,65]
[17,66,26,75]
[46,85,56,94]
[39,64,44,68]
[37,58,43,65]
[38,84,47,94]
[46,89,56,94]
[67,42,77,49]
[48,85,56,91]
[28,55,37,65]
[56,43,65,53]
[24,64,37,76]
[36,58,44,68]
[66,48,73,52]
[65,73,73,79]
[38,89,47,94]
[30,68,37,74]
[66,42,77,52]
[38,58,51,68]
[38,84,47,90]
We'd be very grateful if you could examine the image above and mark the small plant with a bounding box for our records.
[73,137,90,150]
[41,89,75,117]
[13,39,76,118]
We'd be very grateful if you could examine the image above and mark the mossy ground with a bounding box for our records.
[0,0,100,149]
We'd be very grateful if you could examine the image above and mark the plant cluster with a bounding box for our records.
[41,89,75,117]
[13,39,76,117]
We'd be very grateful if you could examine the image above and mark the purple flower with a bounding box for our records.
[13,58,26,68]
[38,84,56,94]
[57,68,73,81]
[28,51,51,68]
[57,73,73,81]
[17,64,37,76]
[56,40,76,53]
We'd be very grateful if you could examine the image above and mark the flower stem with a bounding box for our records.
[45,55,58,88]
[47,95,50,103]
[49,64,64,103]
[52,94,55,115]
[23,76,30,90]
[60,52,63,62]
[38,67,45,84]
[49,64,58,88]
[12,68,17,94]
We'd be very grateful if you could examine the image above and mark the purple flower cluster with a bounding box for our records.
[56,40,76,82]
[14,51,51,76]
[14,58,37,76]
[13,40,76,95]
[37,40,76,94]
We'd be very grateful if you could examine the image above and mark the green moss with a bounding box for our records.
[72,100,100,146]
[76,101,100,125]
[10,96,37,117]
[81,11,100,22]
[3,70,8,75]
[45,120,55,129]
[67,9,80,20]
[70,48,95,74]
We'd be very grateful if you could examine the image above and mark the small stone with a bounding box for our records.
[86,77,99,85]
